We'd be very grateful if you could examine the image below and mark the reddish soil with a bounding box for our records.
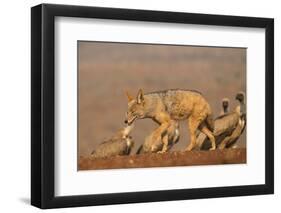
[79,148,246,170]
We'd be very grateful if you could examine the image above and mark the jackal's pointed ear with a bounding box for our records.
[125,91,134,102]
[137,89,144,104]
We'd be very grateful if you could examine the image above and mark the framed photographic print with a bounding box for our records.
[31,3,274,209]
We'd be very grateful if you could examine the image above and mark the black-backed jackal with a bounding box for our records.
[125,89,215,151]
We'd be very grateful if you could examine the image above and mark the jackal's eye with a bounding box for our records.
[129,106,137,113]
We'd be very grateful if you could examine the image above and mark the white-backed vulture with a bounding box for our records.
[91,125,135,158]
[218,92,246,149]
[136,120,180,154]
[220,98,230,116]
[198,92,246,150]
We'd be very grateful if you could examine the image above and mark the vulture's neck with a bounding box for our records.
[223,106,228,114]
[235,100,246,116]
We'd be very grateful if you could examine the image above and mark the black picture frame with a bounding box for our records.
[31,3,274,209]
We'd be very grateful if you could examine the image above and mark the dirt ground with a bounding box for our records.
[78,42,246,162]
[79,148,246,170]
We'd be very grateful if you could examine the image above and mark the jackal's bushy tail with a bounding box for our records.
[206,114,214,132]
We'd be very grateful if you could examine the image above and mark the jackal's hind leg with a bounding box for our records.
[200,125,216,150]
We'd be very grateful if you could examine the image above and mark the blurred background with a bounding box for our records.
[78,41,246,157]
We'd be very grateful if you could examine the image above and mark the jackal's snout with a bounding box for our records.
[124,111,137,125]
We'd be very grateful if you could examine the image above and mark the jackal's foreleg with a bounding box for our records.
[155,123,170,151]
[153,113,173,153]
[158,134,169,153]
